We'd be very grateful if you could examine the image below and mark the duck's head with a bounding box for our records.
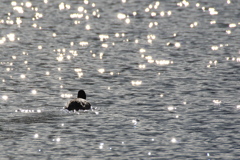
[77,90,86,99]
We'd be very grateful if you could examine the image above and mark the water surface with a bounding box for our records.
[0,0,240,159]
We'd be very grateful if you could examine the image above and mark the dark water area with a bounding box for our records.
[0,0,240,159]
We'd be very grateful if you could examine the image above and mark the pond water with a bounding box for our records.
[0,0,240,159]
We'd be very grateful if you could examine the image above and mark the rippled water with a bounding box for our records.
[0,0,240,159]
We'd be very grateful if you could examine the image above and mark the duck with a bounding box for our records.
[65,90,91,111]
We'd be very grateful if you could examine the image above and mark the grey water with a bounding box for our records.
[0,0,240,159]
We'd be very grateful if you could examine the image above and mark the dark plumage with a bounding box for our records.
[65,90,91,111]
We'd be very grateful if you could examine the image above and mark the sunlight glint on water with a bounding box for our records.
[0,0,240,159]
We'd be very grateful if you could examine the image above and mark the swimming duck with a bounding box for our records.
[65,90,91,111]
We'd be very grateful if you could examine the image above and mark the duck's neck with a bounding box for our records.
[78,91,86,99]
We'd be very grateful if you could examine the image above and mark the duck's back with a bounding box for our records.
[66,98,91,111]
